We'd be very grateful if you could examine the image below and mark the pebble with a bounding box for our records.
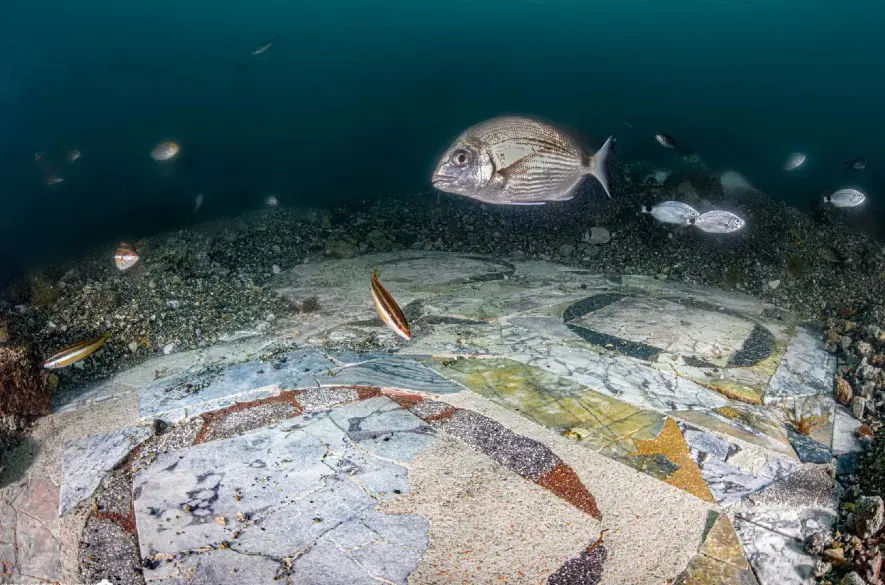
[855,496,884,539]
[162,343,177,355]
[851,396,867,420]
[838,572,866,585]
[589,227,611,244]
[559,244,576,256]
[272,264,281,275]
[128,341,138,353]
[167,300,181,310]
[768,279,781,290]
[265,313,276,323]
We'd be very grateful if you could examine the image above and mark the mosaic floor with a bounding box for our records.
[0,252,856,585]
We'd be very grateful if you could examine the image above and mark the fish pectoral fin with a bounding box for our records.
[494,152,543,187]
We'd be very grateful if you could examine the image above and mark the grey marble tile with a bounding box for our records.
[765,330,836,404]
[59,425,152,516]
[319,353,464,394]
[134,397,433,583]
[831,405,863,455]
[733,518,817,585]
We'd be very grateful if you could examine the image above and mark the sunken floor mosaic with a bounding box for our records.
[0,251,854,585]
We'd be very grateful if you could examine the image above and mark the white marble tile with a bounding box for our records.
[766,330,836,403]
[59,425,152,515]
[831,404,863,454]
[733,518,817,585]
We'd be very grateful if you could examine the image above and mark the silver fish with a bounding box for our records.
[151,141,180,162]
[783,152,806,171]
[691,210,745,234]
[642,201,699,225]
[431,116,613,205]
[846,157,866,171]
[252,34,279,55]
[194,193,204,213]
[825,188,866,208]
[655,133,676,148]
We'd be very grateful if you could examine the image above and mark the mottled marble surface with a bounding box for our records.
[133,397,433,584]
[59,425,152,515]
[765,329,837,404]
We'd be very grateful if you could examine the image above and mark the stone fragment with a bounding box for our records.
[855,495,884,538]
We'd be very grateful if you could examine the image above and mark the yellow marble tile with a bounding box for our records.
[629,418,715,502]
[699,514,749,570]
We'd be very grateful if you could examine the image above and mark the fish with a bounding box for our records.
[641,201,700,225]
[370,268,411,340]
[68,149,81,162]
[783,152,806,171]
[818,245,845,264]
[824,188,866,208]
[624,119,635,128]
[194,193,204,213]
[252,34,279,55]
[691,210,745,234]
[114,243,140,271]
[43,332,112,369]
[151,141,180,162]
[655,133,676,148]
[265,194,279,207]
[431,116,614,205]
[845,156,866,171]
[0,327,8,343]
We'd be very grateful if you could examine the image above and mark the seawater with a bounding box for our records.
[0,0,882,279]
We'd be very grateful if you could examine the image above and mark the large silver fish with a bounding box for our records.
[824,188,865,208]
[431,117,613,205]
[642,201,699,225]
[691,210,745,234]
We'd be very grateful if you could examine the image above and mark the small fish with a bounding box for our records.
[45,175,64,186]
[783,152,806,171]
[194,193,204,213]
[431,116,613,205]
[265,194,279,207]
[824,188,866,208]
[68,149,81,162]
[252,34,279,56]
[370,268,411,340]
[655,133,676,148]
[691,210,745,234]
[845,156,866,171]
[43,332,112,369]
[624,119,635,128]
[35,151,64,185]
[114,243,140,271]
[151,141,180,162]
[641,201,700,225]
[818,245,845,264]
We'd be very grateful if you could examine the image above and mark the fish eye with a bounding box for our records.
[451,149,471,167]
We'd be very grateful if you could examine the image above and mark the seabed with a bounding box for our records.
[1,251,855,585]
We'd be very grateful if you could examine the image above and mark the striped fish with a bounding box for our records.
[370,268,411,341]
[431,116,613,205]
[43,332,112,369]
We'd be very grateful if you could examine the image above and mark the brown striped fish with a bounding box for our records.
[43,332,112,369]
[114,242,141,271]
[431,116,613,205]
[370,268,411,340]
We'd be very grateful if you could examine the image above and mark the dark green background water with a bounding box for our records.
[0,0,881,280]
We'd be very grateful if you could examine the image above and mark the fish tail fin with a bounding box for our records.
[586,136,614,199]
[640,205,651,213]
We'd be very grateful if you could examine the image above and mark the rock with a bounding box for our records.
[589,227,611,244]
[365,229,392,251]
[865,552,882,584]
[73,361,85,370]
[768,279,781,290]
[162,343,177,356]
[265,313,276,323]
[855,496,884,538]
[823,547,846,567]
[0,344,50,418]
[836,377,854,405]
[841,336,853,352]
[559,244,576,257]
[804,530,832,554]
[857,381,876,399]
[851,396,867,420]
[321,215,332,230]
[128,341,138,353]
[272,264,281,275]
[856,341,874,358]
[166,300,181,310]
[272,245,282,254]
[838,572,866,585]
[325,240,358,259]
[812,559,831,579]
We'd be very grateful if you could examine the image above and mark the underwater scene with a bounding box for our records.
[1,1,884,584]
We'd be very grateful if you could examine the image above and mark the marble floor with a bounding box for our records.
[0,252,851,585]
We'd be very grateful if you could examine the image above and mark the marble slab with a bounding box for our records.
[765,330,836,404]
[59,425,153,515]
[133,397,433,583]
